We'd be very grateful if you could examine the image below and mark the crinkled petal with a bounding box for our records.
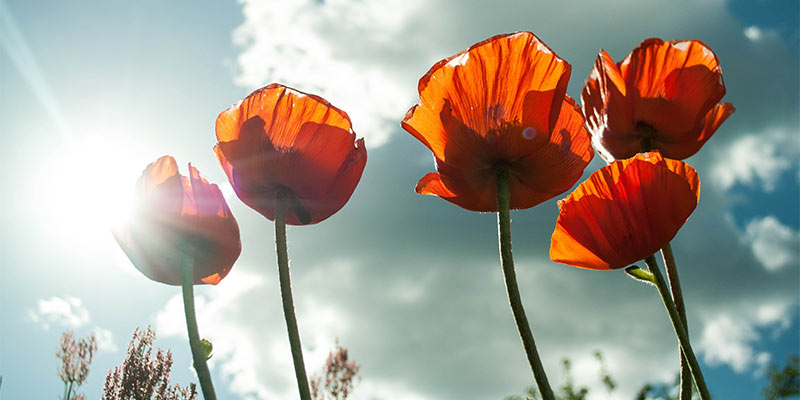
[621,39,726,137]
[215,84,365,224]
[514,96,594,201]
[293,139,367,225]
[656,102,735,160]
[403,32,570,164]
[116,159,241,285]
[550,151,699,270]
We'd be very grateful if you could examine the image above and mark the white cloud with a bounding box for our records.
[154,270,277,399]
[743,25,782,42]
[711,127,800,192]
[93,326,118,353]
[741,215,800,272]
[698,299,796,374]
[232,0,424,147]
[744,26,762,41]
[26,296,90,330]
[699,314,761,372]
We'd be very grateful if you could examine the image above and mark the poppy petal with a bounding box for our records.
[550,152,699,270]
[657,102,736,160]
[582,50,636,162]
[514,96,594,201]
[407,32,571,164]
[293,139,368,225]
[401,105,449,161]
[427,157,498,212]
[116,158,241,286]
[621,39,726,137]
[216,84,366,225]
[416,172,457,198]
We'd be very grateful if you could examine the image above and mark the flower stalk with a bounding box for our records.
[181,252,217,400]
[643,255,710,400]
[275,191,312,400]
[496,166,555,400]
[661,242,692,399]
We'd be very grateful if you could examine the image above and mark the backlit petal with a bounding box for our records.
[403,32,591,212]
[621,39,726,137]
[215,84,366,225]
[550,152,699,270]
[406,32,570,164]
[115,158,241,286]
[514,96,594,201]
[583,39,733,161]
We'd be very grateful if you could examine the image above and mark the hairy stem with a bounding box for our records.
[644,255,711,400]
[182,252,217,400]
[661,242,692,400]
[275,192,312,400]
[496,167,554,400]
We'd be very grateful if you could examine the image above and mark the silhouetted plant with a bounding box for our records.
[763,354,799,400]
[594,351,616,394]
[101,326,196,400]
[56,331,97,400]
[505,352,698,400]
[310,340,361,400]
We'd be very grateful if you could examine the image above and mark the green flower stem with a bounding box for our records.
[496,167,555,400]
[275,193,312,400]
[181,252,217,400]
[661,242,692,400]
[644,255,711,400]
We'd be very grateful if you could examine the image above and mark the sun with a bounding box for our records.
[29,132,149,251]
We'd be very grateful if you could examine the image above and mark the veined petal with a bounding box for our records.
[416,172,457,198]
[116,158,241,286]
[405,32,571,164]
[514,96,594,201]
[656,102,736,160]
[217,84,351,145]
[621,39,726,136]
[293,139,367,225]
[550,151,699,270]
[582,50,633,140]
[215,84,366,224]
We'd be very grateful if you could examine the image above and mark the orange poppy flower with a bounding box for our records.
[215,84,367,225]
[402,32,594,212]
[582,38,735,162]
[550,151,700,270]
[113,156,241,285]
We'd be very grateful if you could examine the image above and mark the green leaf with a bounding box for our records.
[201,339,213,360]
[624,266,655,285]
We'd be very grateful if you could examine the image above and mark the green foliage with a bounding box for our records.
[200,339,213,361]
[594,351,617,394]
[763,355,800,400]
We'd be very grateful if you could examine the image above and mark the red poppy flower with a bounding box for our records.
[214,84,367,225]
[550,151,700,270]
[582,38,735,161]
[113,156,241,285]
[402,32,594,212]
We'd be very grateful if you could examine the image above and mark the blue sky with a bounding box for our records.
[1,0,798,399]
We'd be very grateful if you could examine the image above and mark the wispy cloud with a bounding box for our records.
[698,300,795,374]
[232,0,424,147]
[27,296,90,330]
[741,215,800,272]
[711,126,799,192]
